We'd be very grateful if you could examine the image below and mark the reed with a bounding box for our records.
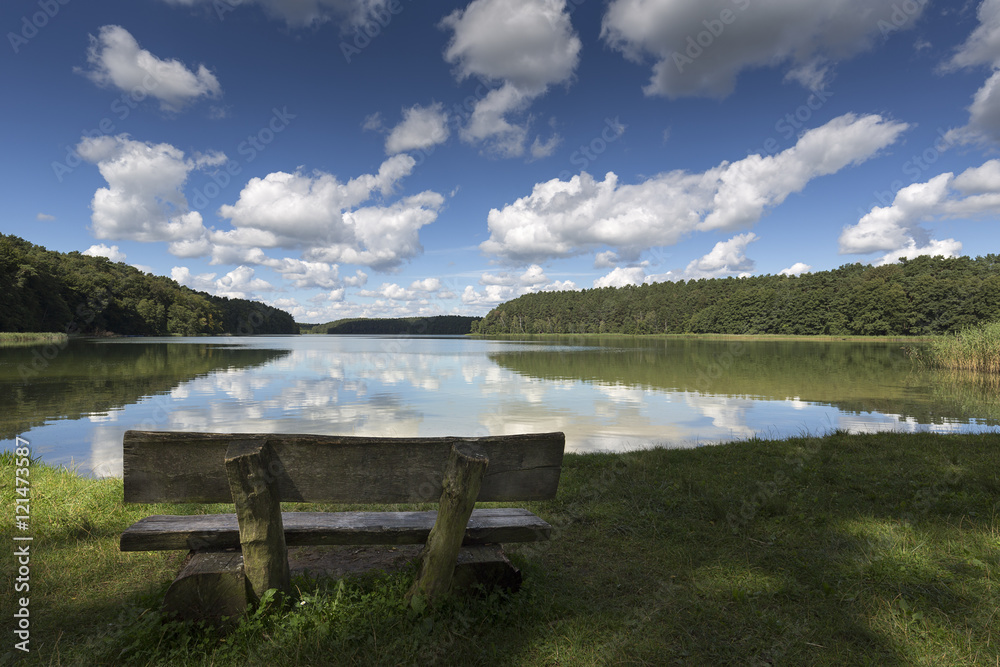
[0,332,68,346]
[926,320,1000,373]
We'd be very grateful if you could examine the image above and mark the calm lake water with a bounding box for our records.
[4,335,999,477]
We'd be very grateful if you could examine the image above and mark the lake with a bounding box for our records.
[4,335,999,477]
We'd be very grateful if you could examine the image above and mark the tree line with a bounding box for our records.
[472,255,1000,336]
[304,316,477,335]
[0,234,297,335]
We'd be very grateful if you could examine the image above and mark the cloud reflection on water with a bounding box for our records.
[4,336,995,477]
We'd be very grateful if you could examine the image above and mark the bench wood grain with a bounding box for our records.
[121,508,552,551]
[123,431,565,504]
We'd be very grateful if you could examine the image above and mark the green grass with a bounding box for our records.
[925,320,1000,373]
[3,431,1000,665]
[0,332,68,347]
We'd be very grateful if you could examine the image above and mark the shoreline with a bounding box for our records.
[468,331,938,342]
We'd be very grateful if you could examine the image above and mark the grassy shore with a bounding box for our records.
[0,332,68,347]
[3,431,1000,665]
[472,332,935,342]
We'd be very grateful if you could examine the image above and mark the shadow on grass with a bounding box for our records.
[510,431,999,665]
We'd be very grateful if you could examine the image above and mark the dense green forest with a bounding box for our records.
[304,315,477,335]
[0,234,297,335]
[473,255,1000,336]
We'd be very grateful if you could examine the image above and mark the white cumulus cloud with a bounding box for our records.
[942,0,1000,144]
[945,0,1000,70]
[876,239,964,266]
[594,266,646,288]
[172,265,274,299]
[358,283,419,301]
[216,155,444,270]
[272,259,341,289]
[779,262,812,276]
[384,103,450,155]
[441,0,581,157]
[681,232,758,279]
[463,264,576,306]
[79,25,221,112]
[82,244,127,262]
[77,134,220,248]
[343,269,369,286]
[461,284,519,307]
[840,159,1000,259]
[601,0,926,98]
[357,278,449,301]
[411,278,443,292]
[481,113,908,263]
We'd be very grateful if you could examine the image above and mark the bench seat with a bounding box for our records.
[121,507,551,551]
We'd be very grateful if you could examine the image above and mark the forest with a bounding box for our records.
[472,255,1000,336]
[304,316,477,335]
[0,234,298,335]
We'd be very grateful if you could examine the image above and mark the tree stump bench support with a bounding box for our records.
[119,430,565,622]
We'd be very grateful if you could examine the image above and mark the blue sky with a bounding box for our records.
[4,0,1000,322]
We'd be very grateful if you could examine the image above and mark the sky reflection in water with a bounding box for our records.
[4,335,998,477]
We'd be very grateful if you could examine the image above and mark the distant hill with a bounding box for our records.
[0,234,298,335]
[303,316,477,335]
[472,255,1000,336]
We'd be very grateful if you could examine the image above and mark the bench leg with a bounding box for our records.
[226,439,291,603]
[408,444,489,603]
[161,551,246,625]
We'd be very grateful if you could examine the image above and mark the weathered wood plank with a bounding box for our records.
[161,550,246,625]
[410,444,489,601]
[120,508,552,551]
[451,544,522,593]
[123,431,564,504]
[225,440,290,601]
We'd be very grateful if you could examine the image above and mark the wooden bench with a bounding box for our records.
[119,430,565,621]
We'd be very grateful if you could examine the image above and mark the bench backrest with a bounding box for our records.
[123,430,565,504]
